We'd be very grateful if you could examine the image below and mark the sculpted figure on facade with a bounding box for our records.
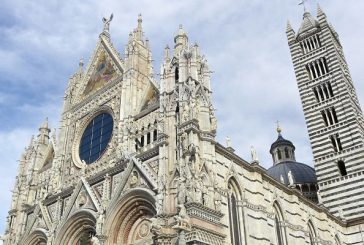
[102,14,113,33]
[173,204,191,231]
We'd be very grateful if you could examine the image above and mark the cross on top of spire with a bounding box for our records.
[299,0,308,13]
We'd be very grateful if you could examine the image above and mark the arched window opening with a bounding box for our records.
[175,67,179,82]
[147,132,151,144]
[338,160,347,176]
[308,221,316,245]
[319,61,326,75]
[313,88,320,102]
[336,134,343,151]
[331,135,338,152]
[323,85,330,99]
[228,179,243,245]
[318,87,325,101]
[335,235,342,245]
[306,66,312,80]
[315,63,321,77]
[275,216,283,244]
[328,83,334,97]
[277,149,282,160]
[332,108,338,123]
[273,203,286,245]
[323,58,329,72]
[327,109,334,125]
[153,129,158,141]
[284,148,289,158]
[140,135,144,147]
[310,39,315,50]
[321,111,328,126]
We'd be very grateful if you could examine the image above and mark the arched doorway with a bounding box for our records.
[24,229,47,245]
[105,188,156,245]
[55,210,96,245]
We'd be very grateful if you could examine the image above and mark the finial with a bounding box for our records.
[164,45,170,60]
[179,24,183,29]
[137,14,143,31]
[298,0,308,13]
[40,117,49,129]
[276,120,282,135]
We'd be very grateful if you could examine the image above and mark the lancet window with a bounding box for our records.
[330,134,343,152]
[300,34,321,54]
[228,179,243,245]
[273,202,287,245]
[305,57,329,80]
[313,82,334,102]
[307,221,317,245]
[321,107,339,126]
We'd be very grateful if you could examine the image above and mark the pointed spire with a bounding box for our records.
[174,24,188,50]
[40,117,49,130]
[164,45,170,61]
[286,20,293,33]
[135,14,143,41]
[316,3,328,25]
[317,3,324,16]
[38,117,50,144]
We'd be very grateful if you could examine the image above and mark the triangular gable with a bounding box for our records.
[22,204,51,238]
[139,81,159,112]
[108,157,157,212]
[60,177,101,225]
[77,35,124,99]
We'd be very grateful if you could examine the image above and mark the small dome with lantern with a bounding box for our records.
[267,124,318,203]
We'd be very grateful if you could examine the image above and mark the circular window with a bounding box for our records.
[79,113,113,164]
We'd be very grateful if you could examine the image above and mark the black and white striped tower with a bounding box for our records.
[287,5,364,220]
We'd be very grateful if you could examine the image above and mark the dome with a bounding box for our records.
[267,161,317,185]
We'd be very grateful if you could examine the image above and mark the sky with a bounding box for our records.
[1,0,364,237]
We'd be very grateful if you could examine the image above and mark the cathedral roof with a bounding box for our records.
[297,11,320,38]
[267,161,317,185]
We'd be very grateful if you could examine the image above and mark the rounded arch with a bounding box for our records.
[54,210,97,245]
[23,229,47,245]
[105,188,156,245]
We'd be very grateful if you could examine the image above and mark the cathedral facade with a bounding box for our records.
[3,5,364,245]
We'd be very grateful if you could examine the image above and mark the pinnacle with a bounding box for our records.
[317,3,324,16]
[286,20,293,32]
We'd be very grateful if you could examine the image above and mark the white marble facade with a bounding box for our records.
[3,6,364,245]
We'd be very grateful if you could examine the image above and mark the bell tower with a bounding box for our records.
[287,5,364,220]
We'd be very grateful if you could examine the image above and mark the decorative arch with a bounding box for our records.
[307,220,317,245]
[334,234,342,245]
[273,201,287,245]
[54,210,97,245]
[227,177,244,245]
[23,229,47,245]
[105,188,156,245]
